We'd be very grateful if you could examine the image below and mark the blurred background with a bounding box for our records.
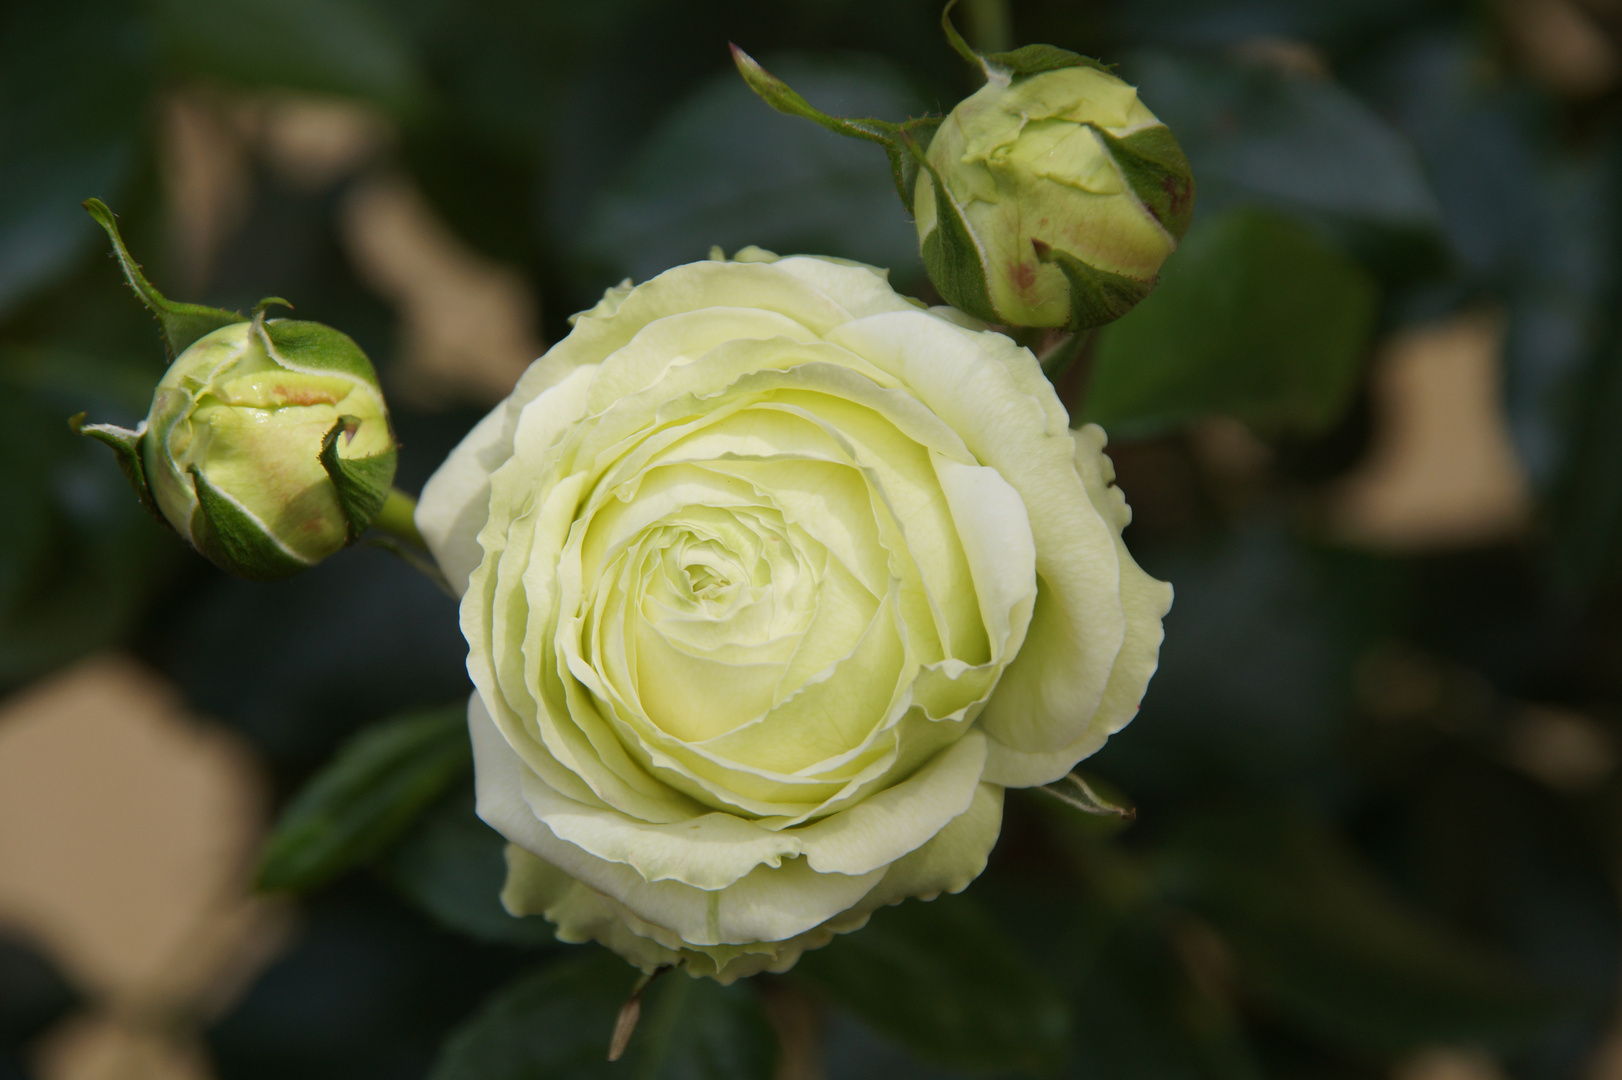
[3,0,1622,1077]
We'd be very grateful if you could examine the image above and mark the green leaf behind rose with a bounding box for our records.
[429,950,775,1080]
[257,703,472,893]
[1124,51,1446,275]
[379,785,557,948]
[1081,207,1377,438]
[792,892,1069,1075]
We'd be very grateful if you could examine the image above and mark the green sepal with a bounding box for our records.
[189,465,314,581]
[257,317,383,385]
[914,152,1000,324]
[730,45,942,212]
[892,115,945,213]
[1037,771,1137,821]
[1032,238,1155,330]
[68,413,169,527]
[253,296,293,318]
[938,0,985,73]
[985,44,1114,79]
[1095,124,1196,241]
[320,417,398,543]
[83,198,247,359]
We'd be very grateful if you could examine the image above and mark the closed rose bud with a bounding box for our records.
[74,200,398,581]
[914,57,1194,329]
[139,318,396,578]
[733,20,1194,333]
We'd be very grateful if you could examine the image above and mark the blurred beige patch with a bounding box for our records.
[1585,995,1622,1079]
[162,92,253,295]
[34,1015,212,1080]
[163,87,538,409]
[1231,36,1331,79]
[1506,703,1615,791]
[0,654,287,1080]
[1326,310,1532,550]
[162,90,393,292]
[252,95,392,191]
[342,172,542,407]
[1394,1047,1508,1080]
[1502,0,1620,98]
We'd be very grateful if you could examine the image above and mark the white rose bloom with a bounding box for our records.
[417,249,1171,982]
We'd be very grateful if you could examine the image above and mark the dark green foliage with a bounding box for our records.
[1083,207,1377,435]
[586,54,932,283]
[1125,50,1446,274]
[1156,807,1573,1054]
[258,704,473,892]
[429,951,775,1080]
[0,344,172,690]
[380,786,559,947]
[795,892,1069,1075]
[0,0,152,320]
[149,0,427,115]
[731,47,944,215]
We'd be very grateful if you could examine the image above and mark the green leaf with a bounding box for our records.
[320,418,397,543]
[729,46,940,213]
[190,466,314,582]
[429,950,775,1080]
[1082,207,1377,437]
[258,704,473,893]
[793,892,1069,1075]
[378,786,557,948]
[1157,805,1573,1054]
[83,199,247,359]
